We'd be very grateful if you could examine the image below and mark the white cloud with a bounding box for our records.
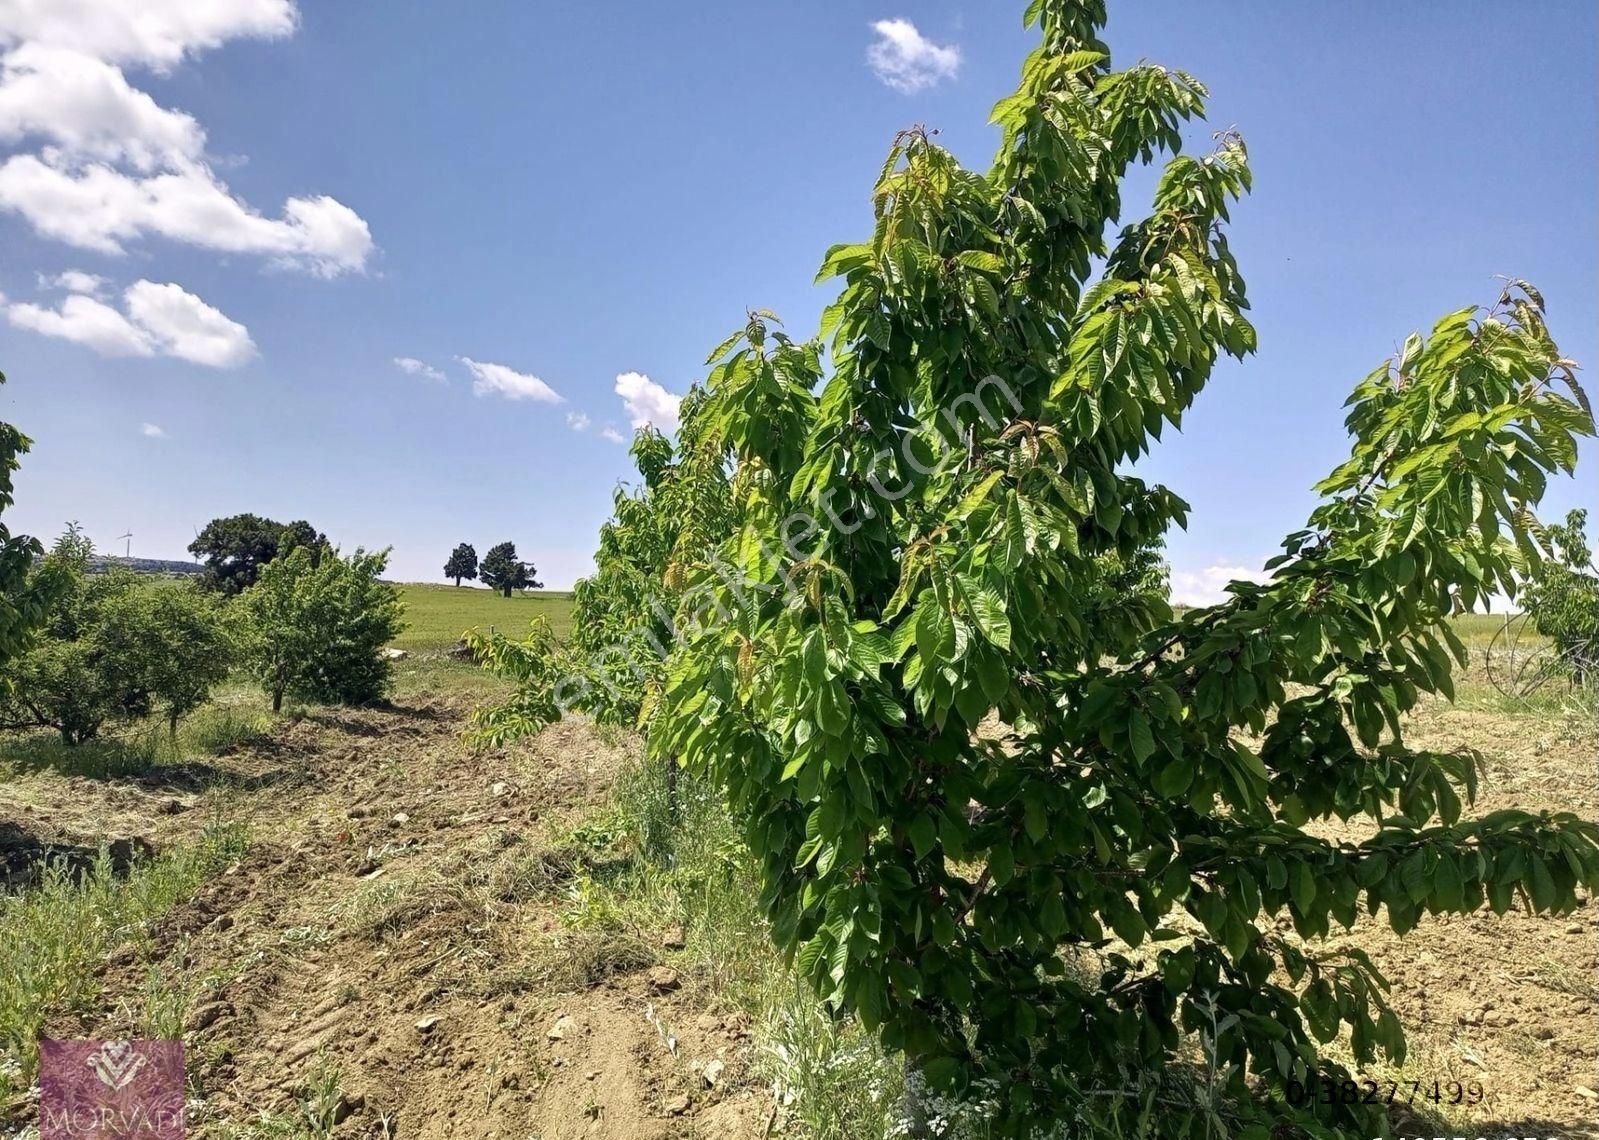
[566,411,590,432]
[614,370,681,432]
[0,1,372,275]
[458,356,562,404]
[38,268,106,294]
[393,355,445,382]
[601,426,626,444]
[0,0,297,71]
[140,421,166,438]
[1169,563,1272,609]
[867,19,960,93]
[4,276,254,367]
[6,290,151,356]
[123,280,254,367]
[0,44,203,168]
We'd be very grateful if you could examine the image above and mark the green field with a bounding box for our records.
[391,583,574,651]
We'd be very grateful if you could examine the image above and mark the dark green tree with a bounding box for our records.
[480,541,540,598]
[0,370,67,670]
[444,542,479,587]
[189,513,327,595]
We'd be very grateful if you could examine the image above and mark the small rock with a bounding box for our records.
[1566,923,1587,935]
[156,799,188,815]
[547,1015,574,1041]
[184,1001,234,1033]
[1533,1027,1556,1041]
[702,1059,725,1088]
[107,944,137,968]
[415,1016,441,1033]
[490,781,510,798]
[210,913,234,932]
[1577,1085,1599,1101]
[646,967,681,993]
[664,1095,691,1116]
[381,648,408,660]
[347,805,372,820]
[586,1070,600,1081]
[662,925,686,950]
[391,812,410,825]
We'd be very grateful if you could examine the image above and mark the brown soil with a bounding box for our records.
[2,677,1595,1138]
[6,696,767,1138]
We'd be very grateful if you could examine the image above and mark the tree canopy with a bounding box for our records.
[444,542,479,587]
[480,541,540,598]
[188,513,327,595]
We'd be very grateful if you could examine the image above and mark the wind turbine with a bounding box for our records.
[114,531,132,558]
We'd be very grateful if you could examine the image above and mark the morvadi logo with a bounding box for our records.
[87,1041,150,1090]
[39,1039,185,1139]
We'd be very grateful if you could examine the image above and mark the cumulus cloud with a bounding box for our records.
[614,370,681,432]
[867,18,960,93]
[140,422,166,438]
[38,268,107,294]
[0,0,372,275]
[393,355,445,382]
[4,275,255,367]
[457,357,563,404]
[123,280,255,367]
[0,0,298,71]
[1169,563,1272,609]
[600,426,626,444]
[6,290,151,356]
[566,411,590,432]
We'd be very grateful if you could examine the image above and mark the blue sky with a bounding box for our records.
[0,2,1593,601]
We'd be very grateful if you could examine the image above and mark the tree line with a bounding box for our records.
[0,479,405,744]
[442,540,541,597]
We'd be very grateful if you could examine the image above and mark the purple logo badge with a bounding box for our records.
[39,1040,185,1139]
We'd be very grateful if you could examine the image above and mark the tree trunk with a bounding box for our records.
[501,583,512,598]
[272,685,284,713]
[665,754,679,821]
[168,709,180,738]
[453,575,461,587]
[900,1057,934,1139]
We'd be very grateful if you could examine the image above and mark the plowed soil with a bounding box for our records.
[1,666,1595,1138]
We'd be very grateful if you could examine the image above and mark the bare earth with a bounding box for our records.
[0,670,1594,1138]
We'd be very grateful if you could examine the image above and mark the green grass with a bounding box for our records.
[0,817,248,1095]
[390,583,574,652]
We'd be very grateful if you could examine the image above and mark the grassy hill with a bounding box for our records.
[391,583,575,651]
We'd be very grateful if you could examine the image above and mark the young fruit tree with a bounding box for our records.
[0,370,67,669]
[469,411,736,741]
[635,4,1599,1137]
[1522,509,1598,681]
[236,546,405,711]
[480,541,540,598]
[444,542,479,587]
[0,529,230,744]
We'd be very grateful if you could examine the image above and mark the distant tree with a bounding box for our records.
[0,529,229,743]
[1524,509,1599,681]
[0,370,68,670]
[189,513,328,595]
[444,542,479,587]
[236,546,406,711]
[480,541,541,598]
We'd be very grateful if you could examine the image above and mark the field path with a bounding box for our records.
[36,695,764,1138]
